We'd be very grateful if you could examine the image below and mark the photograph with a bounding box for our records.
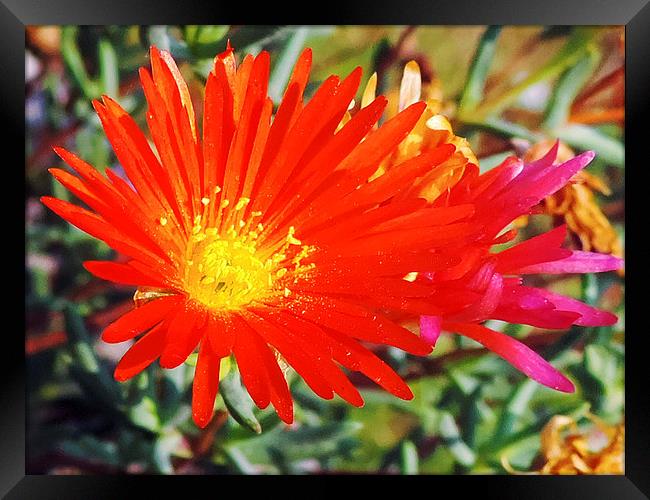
[23,23,627,478]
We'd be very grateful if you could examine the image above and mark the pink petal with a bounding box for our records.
[473,157,524,203]
[514,150,596,202]
[443,321,575,393]
[478,150,595,232]
[420,315,442,345]
[467,261,497,290]
[495,225,571,273]
[450,272,504,322]
[494,285,617,328]
[513,141,559,184]
[515,251,624,275]
[532,288,619,327]
[493,284,582,329]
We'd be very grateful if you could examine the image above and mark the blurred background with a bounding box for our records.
[25,25,624,474]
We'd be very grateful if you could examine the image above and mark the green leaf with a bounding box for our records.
[59,435,119,467]
[551,123,624,168]
[463,117,540,142]
[232,421,362,465]
[152,431,183,474]
[487,402,590,461]
[438,412,476,468]
[75,125,111,169]
[268,26,310,103]
[458,26,502,116]
[61,27,99,99]
[158,364,189,426]
[191,58,215,80]
[584,345,618,387]
[29,265,51,299]
[148,26,191,59]
[493,378,538,441]
[184,352,198,367]
[479,151,514,172]
[370,37,392,93]
[128,395,161,433]
[51,172,71,202]
[492,325,585,443]
[223,446,260,474]
[62,304,121,408]
[186,25,229,45]
[543,328,585,360]
[122,368,161,433]
[474,27,599,119]
[448,368,480,396]
[220,369,262,434]
[542,47,600,130]
[228,26,292,54]
[582,273,599,306]
[184,25,230,58]
[460,386,484,449]
[98,38,119,97]
[400,440,419,475]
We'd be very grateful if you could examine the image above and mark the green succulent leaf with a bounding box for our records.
[220,369,262,434]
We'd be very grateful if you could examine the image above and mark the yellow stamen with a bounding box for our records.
[287,226,301,246]
[235,197,250,211]
[182,217,316,311]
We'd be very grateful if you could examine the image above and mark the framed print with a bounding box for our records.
[7,0,649,497]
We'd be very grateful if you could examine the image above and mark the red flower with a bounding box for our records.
[43,45,622,428]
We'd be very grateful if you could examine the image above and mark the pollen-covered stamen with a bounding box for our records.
[182,201,316,310]
[184,229,275,309]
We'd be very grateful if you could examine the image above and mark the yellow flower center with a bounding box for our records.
[180,198,315,311]
[184,230,276,310]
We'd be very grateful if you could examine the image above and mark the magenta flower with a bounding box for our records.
[417,142,623,392]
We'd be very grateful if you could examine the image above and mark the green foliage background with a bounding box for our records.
[25,25,624,474]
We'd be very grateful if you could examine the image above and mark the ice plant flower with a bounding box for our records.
[523,141,623,261]
[358,60,477,201]
[42,45,622,428]
[502,414,624,474]
[416,143,623,392]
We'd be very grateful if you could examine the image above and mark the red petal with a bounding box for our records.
[337,101,426,177]
[41,197,166,270]
[261,96,388,237]
[83,260,168,288]
[243,311,335,401]
[236,315,293,423]
[322,325,414,400]
[48,167,105,209]
[232,315,271,409]
[289,295,432,355]
[192,340,222,428]
[257,309,364,407]
[114,323,168,381]
[102,294,183,343]
[285,48,312,96]
[159,303,205,368]
[206,313,236,358]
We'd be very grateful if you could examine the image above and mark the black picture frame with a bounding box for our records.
[10,0,648,497]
